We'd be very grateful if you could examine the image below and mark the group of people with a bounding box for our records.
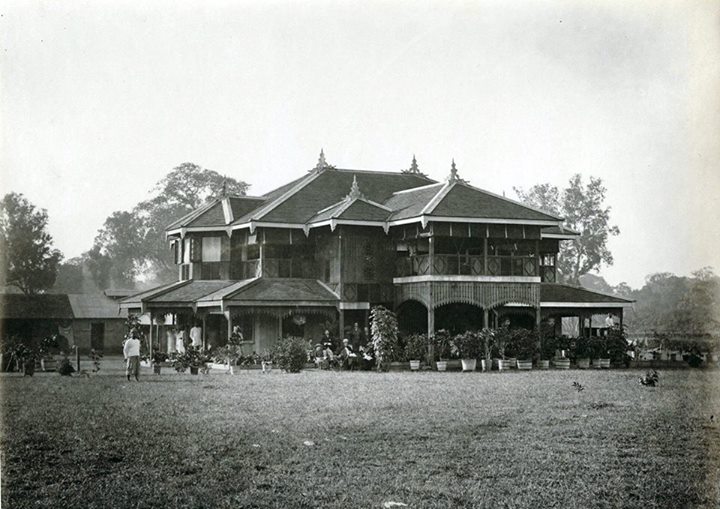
[313,323,375,371]
[164,324,204,353]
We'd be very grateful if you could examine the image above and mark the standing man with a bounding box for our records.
[123,331,141,382]
[190,323,203,349]
[349,322,365,349]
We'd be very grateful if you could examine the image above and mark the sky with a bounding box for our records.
[2,0,719,288]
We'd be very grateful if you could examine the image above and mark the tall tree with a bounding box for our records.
[89,163,249,287]
[515,174,619,285]
[0,192,63,294]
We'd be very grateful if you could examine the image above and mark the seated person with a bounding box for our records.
[318,342,338,370]
[337,338,358,370]
[359,344,375,371]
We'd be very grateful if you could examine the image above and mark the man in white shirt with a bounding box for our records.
[123,332,141,382]
[190,325,203,349]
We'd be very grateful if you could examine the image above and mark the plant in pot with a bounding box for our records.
[404,333,428,371]
[574,336,591,369]
[478,328,495,372]
[493,325,512,371]
[39,335,59,371]
[589,335,610,369]
[433,330,453,371]
[451,331,481,372]
[538,332,557,370]
[511,328,536,370]
[14,342,38,376]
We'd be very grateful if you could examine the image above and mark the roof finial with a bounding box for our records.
[221,176,228,197]
[409,154,419,173]
[448,158,459,182]
[346,175,365,200]
[312,148,329,171]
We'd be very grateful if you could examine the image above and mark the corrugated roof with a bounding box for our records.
[541,225,580,236]
[185,201,227,227]
[540,284,633,304]
[0,294,74,319]
[229,197,265,220]
[67,294,123,319]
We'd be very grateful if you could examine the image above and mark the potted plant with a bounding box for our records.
[404,333,428,371]
[511,328,536,370]
[433,330,453,371]
[272,336,309,373]
[39,335,59,371]
[589,335,610,369]
[574,336,591,369]
[606,324,631,368]
[14,343,37,376]
[451,331,481,372]
[493,325,512,371]
[538,331,556,370]
[152,351,168,374]
[552,335,571,369]
[478,328,494,372]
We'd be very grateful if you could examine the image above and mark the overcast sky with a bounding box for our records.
[2,0,719,288]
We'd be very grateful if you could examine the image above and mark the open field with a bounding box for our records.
[2,361,719,509]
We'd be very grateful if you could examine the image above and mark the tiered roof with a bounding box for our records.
[165,153,565,236]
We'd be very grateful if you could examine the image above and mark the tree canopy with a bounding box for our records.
[0,192,63,294]
[515,174,619,286]
[87,163,249,287]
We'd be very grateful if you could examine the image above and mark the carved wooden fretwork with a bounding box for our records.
[395,281,540,310]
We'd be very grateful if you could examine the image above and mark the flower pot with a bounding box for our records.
[41,358,57,372]
[461,359,477,372]
[537,360,550,370]
[516,359,532,370]
[388,361,405,372]
[189,366,199,375]
[591,358,602,369]
[505,358,517,369]
[153,364,161,375]
[481,359,491,372]
[497,359,511,371]
[593,358,610,369]
[576,358,590,369]
[409,360,421,371]
[436,360,448,372]
[552,358,570,370]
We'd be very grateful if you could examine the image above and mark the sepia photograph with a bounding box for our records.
[1,1,719,507]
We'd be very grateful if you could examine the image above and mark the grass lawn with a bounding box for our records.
[2,361,719,509]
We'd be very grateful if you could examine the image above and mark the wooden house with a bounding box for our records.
[120,153,632,355]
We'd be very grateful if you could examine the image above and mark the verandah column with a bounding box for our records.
[427,281,435,364]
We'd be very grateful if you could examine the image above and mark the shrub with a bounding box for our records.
[451,331,482,359]
[493,326,511,359]
[404,333,428,361]
[606,325,631,366]
[478,328,495,362]
[540,333,558,360]
[272,336,308,373]
[212,345,243,365]
[370,306,401,366]
[509,328,537,360]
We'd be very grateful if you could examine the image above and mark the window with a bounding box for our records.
[202,237,223,262]
[183,239,191,264]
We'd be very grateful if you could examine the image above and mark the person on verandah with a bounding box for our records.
[190,323,203,349]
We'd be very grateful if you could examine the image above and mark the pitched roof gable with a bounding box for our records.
[384,183,445,220]
[540,284,633,304]
[0,294,74,319]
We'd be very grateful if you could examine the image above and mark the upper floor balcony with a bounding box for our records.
[395,253,557,282]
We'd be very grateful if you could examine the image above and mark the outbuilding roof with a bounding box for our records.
[0,294,74,320]
[540,284,633,305]
[67,294,123,319]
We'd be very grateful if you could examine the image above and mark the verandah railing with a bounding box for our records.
[395,254,543,278]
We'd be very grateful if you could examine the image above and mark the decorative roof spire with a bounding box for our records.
[311,148,332,172]
[221,176,228,197]
[448,159,459,182]
[408,155,419,173]
[346,175,365,200]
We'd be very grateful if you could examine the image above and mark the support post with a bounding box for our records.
[149,312,154,358]
[535,306,542,359]
[338,309,345,342]
[483,308,489,329]
[201,314,206,350]
[427,281,435,364]
[428,235,435,275]
[226,311,232,344]
[483,237,488,275]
